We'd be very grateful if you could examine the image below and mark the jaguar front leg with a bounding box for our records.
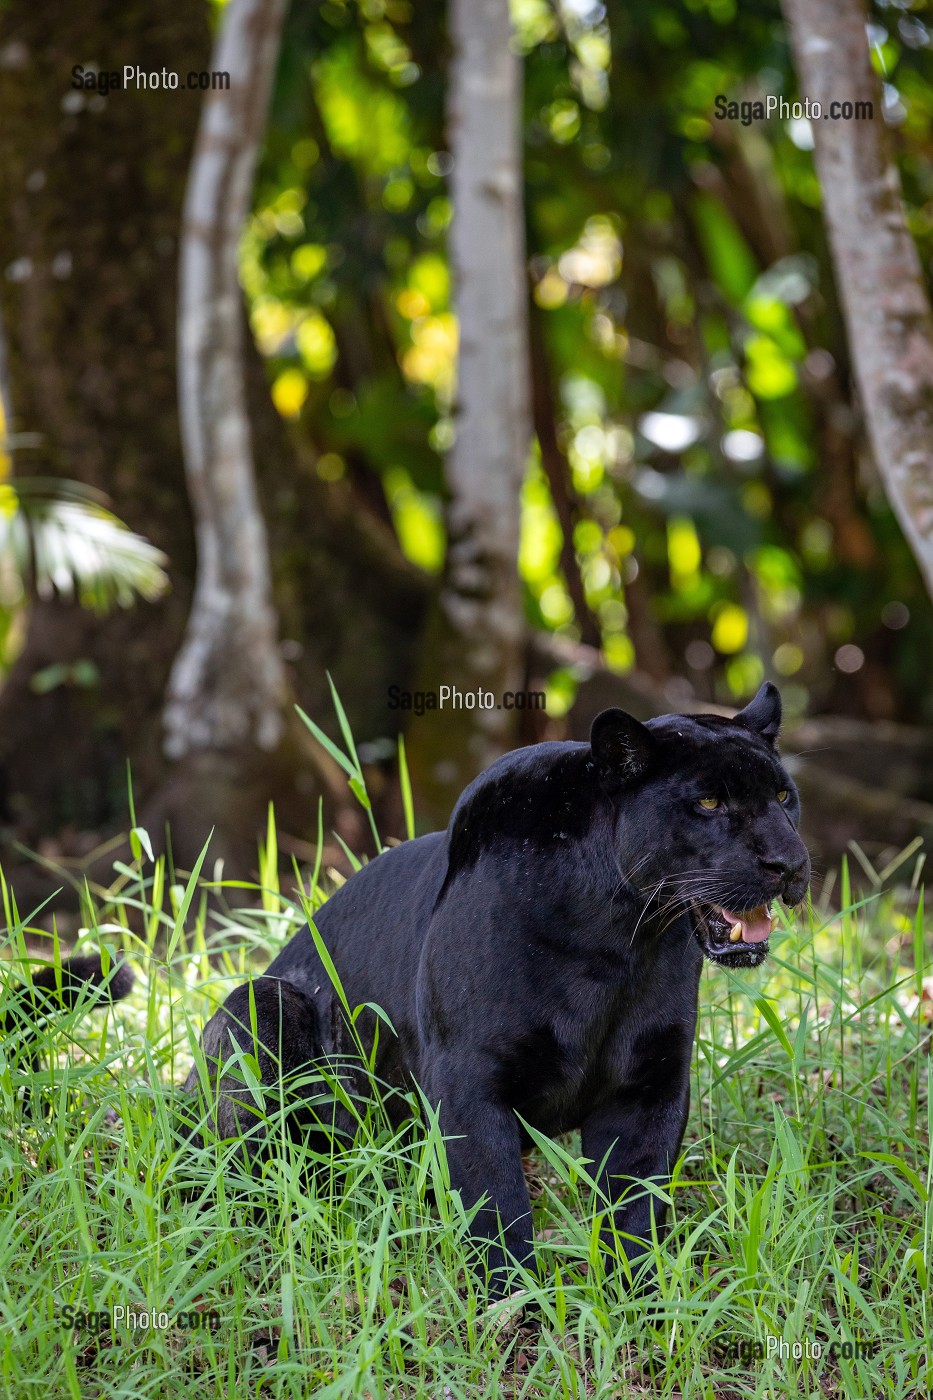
[422,1053,538,1300]
[581,1076,691,1286]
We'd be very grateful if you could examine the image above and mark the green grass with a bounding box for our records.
[1,814,931,1399]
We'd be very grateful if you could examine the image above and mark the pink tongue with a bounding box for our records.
[723,906,771,943]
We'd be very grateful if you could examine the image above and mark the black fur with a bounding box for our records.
[180,977,338,1156]
[185,682,809,1293]
[2,954,134,1097]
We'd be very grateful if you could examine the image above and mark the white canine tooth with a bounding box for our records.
[729,923,743,942]
[770,915,779,932]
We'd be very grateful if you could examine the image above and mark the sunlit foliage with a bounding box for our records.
[240,0,933,722]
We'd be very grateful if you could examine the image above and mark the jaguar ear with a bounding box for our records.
[590,708,656,784]
[736,681,782,744]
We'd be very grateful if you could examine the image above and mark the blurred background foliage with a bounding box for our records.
[233,0,933,727]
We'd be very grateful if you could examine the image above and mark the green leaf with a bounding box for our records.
[398,734,415,841]
[691,192,758,304]
[348,776,371,810]
[165,835,212,964]
[755,995,795,1059]
[326,671,362,772]
[129,826,154,864]
[861,1152,927,1201]
[305,916,352,1019]
[29,663,69,695]
[294,705,357,779]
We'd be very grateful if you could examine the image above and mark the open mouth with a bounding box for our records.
[693,902,777,967]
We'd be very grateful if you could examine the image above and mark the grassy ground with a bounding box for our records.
[0,815,931,1399]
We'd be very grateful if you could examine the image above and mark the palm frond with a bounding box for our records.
[0,478,169,613]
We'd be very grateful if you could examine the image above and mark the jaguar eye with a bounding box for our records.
[777,789,789,803]
[698,797,720,810]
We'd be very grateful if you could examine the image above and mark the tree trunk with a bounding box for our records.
[163,0,289,764]
[0,1,207,889]
[0,0,429,909]
[407,0,532,822]
[782,0,933,603]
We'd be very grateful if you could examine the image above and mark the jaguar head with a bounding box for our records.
[591,682,810,969]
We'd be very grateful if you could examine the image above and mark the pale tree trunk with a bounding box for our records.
[782,0,933,602]
[445,0,531,720]
[155,0,354,880]
[408,0,532,820]
[163,0,289,761]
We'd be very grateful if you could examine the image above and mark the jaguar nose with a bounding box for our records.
[759,854,809,890]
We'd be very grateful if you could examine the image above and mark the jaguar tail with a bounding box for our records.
[2,953,134,1051]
